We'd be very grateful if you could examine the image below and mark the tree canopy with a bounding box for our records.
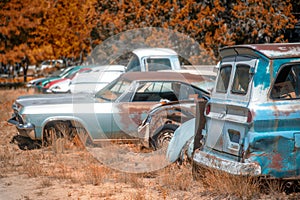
[0,0,299,66]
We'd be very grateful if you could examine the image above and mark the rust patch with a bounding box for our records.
[269,153,283,170]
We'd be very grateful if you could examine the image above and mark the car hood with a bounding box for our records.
[16,93,96,107]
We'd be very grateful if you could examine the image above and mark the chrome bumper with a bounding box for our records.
[8,116,36,139]
[193,149,261,176]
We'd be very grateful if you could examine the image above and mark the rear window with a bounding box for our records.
[216,65,232,93]
[146,58,172,71]
[231,64,251,95]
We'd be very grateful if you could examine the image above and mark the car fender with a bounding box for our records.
[40,116,91,140]
[166,118,195,163]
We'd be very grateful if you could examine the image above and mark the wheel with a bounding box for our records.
[43,121,72,147]
[151,124,179,150]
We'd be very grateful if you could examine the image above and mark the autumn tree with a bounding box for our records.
[0,0,98,81]
[0,0,299,81]
[94,0,297,62]
[29,0,98,65]
[0,0,44,81]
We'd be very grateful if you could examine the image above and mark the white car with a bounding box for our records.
[47,68,91,93]
[69,65,125,94]
[39,60,64,70]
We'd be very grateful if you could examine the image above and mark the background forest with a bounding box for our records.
[0,0,300,77]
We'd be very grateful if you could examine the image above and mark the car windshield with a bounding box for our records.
[95,78,132,102]
[59,67,74,77]
[126,54,141,72]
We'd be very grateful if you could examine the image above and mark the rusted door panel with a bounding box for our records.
[247,132,298,178]
[294,133,300,176]
[111,102,156,139]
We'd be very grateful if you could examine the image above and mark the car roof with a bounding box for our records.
[132,48,178,58]
[120,71,206,83]
[90,65,125,72]
[220,43,300,59]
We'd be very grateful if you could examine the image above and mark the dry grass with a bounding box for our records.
[158,164,193,191]
[1,88,300,199]
[199,167,261,199]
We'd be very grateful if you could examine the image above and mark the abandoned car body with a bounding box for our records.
[192,43,300,179]
[138,69,215,150]
[8,71,209,147]
[166,118,196,163]
[138,100,208,150]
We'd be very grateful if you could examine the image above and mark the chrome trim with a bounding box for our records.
[193,149,261,176]
[8,116,35,139]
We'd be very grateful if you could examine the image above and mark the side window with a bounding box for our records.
[132,81,178,102]
[216,65,232,93]
[172,82,199,100]
[270,64,300,99]
[231,64,251,95]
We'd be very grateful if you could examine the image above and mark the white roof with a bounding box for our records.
[90,65,125,72]
[132,48,178,58]
[72,66,124,84]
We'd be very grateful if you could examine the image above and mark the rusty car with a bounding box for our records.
[138,70,215,150]
[138,101,201,150]
[8,71,210,148]
[191,43,300,181]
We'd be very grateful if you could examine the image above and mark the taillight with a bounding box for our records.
[247,110,253,123]
[205,103,211,115]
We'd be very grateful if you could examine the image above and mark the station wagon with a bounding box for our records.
[193,43,300,179]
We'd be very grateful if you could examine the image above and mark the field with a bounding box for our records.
[0,89,299,200]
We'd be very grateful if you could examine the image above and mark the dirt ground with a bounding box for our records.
[0,89,208,200]
[0,89,299,200]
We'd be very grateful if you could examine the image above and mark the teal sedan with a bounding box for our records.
[8,71,210,149]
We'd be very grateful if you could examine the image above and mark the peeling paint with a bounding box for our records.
[193,43,300,179]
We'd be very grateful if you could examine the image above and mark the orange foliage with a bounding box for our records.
[0,0,298,66]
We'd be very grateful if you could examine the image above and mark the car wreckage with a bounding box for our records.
[168,43,300,180]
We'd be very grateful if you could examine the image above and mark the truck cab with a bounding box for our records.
[193,43,300,179]
[125,48,181,72]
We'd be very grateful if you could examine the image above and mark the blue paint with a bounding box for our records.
[193,43,300,179]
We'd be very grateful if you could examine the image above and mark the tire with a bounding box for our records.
[43,121,73,147]
[151,124,179,150]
